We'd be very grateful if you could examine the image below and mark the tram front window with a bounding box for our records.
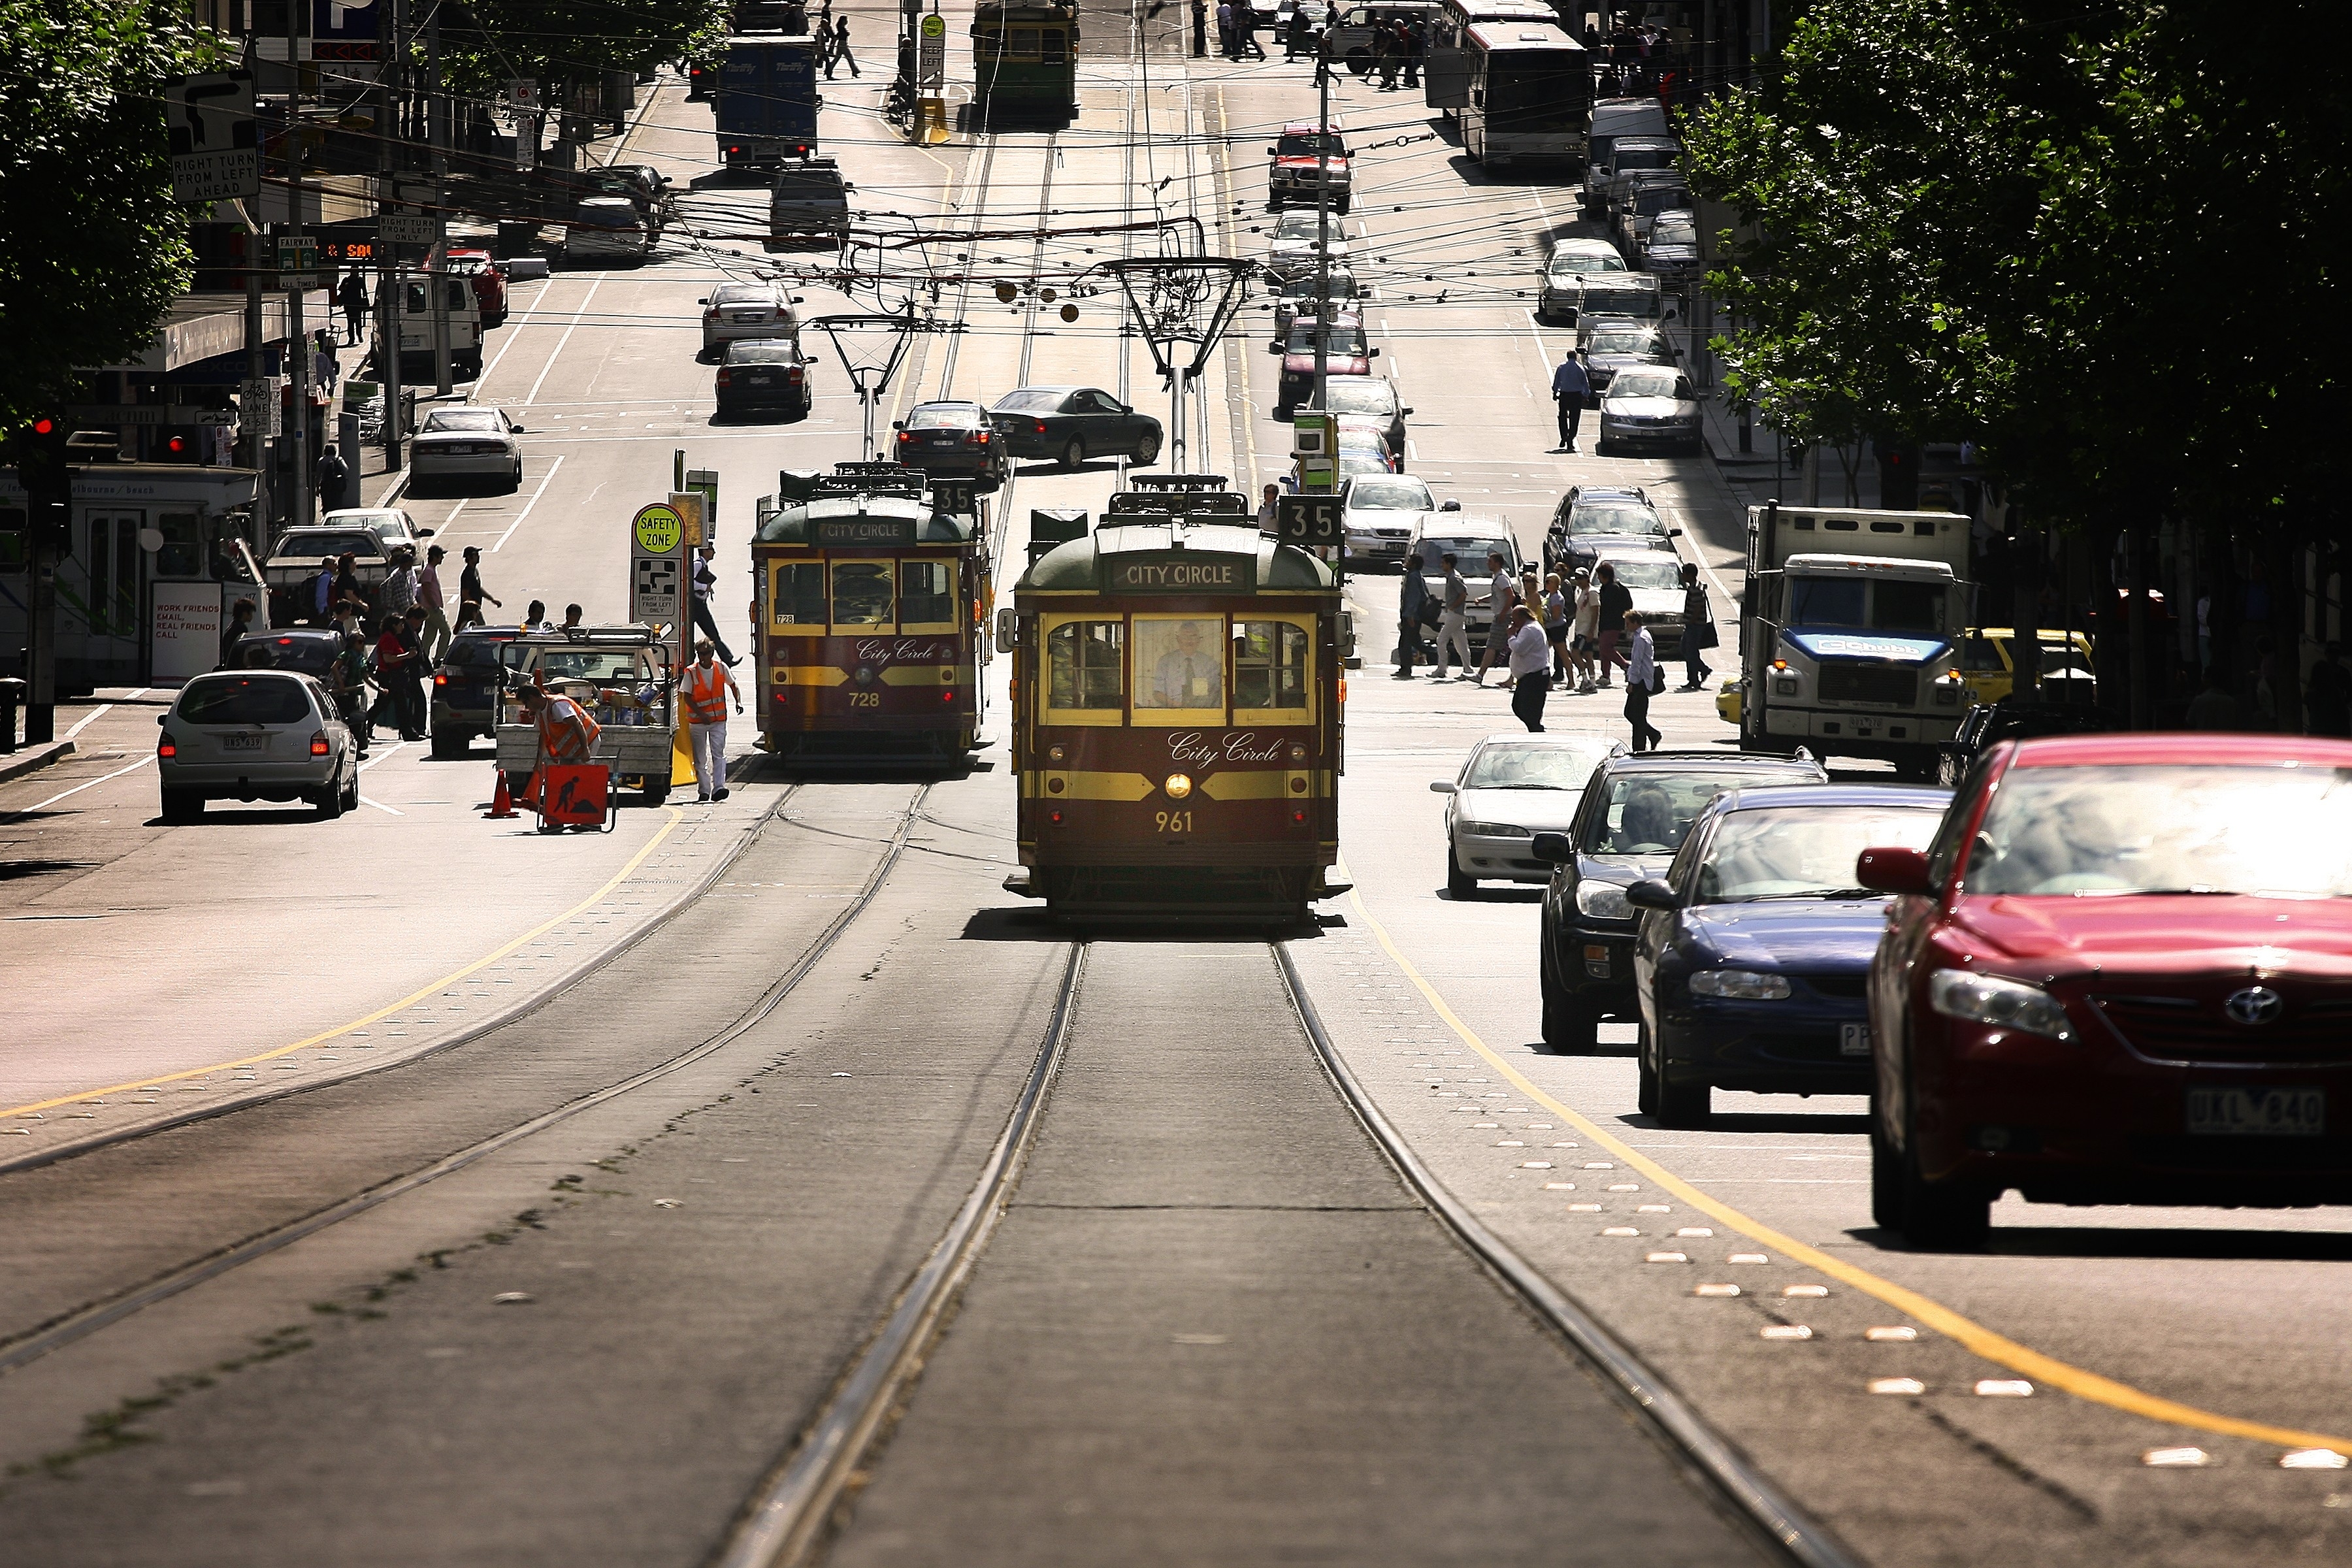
[1233,620,1311,713]
[830,561,894,627]
[773,561,826,627]
[1138,617,1224,711]
[900,561,955,629]
[1046,620,1124,710]
[1039,26,1067,62]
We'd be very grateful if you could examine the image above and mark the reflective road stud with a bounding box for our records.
[1865,1326,1919,1343]
[2282,1450,2350,1469]
[1694,1283,1740,1298]
[2144,1448,2212,1467]
[1870,1377,1927,1396]
[1975,1379,2034,1397]
[1761,1325,1813,1341]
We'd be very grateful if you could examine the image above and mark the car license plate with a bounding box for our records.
[1839,1022,1870,1057]
[2187,1086,2324,1137]
[220,732,265,751]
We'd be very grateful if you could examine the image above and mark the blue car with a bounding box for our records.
[1625,784,1952,1126]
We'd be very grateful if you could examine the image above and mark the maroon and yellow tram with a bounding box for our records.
[751,463,990,760]
[1001,476,1346,923]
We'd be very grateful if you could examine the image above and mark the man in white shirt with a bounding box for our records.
[1473,550,1518,687]
[1505,604,1552,731]
[1622,611,1662,751]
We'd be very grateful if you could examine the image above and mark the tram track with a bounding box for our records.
[0,782,933,1381]
[708,934,1852,1568]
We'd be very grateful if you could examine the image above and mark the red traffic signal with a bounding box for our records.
[30,417,54,436]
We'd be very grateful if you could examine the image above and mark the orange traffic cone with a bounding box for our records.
[485,768,519,819]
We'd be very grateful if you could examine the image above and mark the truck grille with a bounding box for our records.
[1818,665,1915,706]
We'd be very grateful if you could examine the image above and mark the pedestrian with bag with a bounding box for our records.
[317,443,351,514]
[1505,604,1552,732]
[378,544,419,624]
[1396,550,1431,678]
[373,611,419,740]
[1473,549,1518,687]
[1436,551,1473,678]
[1570,567,1599,691]
[308,556,338,626]
[682,637,745,802]
[1593,560,1631,687]
[218,598,256,668]
[1374,18,1399,88]
[1550,348,1590,453]
[1622,611,1663,752]
[1678,560,1714,690]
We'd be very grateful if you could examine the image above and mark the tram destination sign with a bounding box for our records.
[814,516,919,547]
[1100,552,1258,594]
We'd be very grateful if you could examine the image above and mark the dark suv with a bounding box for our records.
[429,626,522,759]
[1533,749,1828,1050]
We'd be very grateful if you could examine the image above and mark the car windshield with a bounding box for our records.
[1287,323,1367,355]
[1577,282,1660,314]
[276,532,380,560]
[1586,333,1658,355]
[510,647,651,683]
[908,406,980,429]
[1273,212,1330,238]
[1584,771,1813,855]
[1465,740,1612,790]
[1569,503,1663,537]
[1602,557,1682,591]
[1651,223,1698,246]
[1694,806,1942,902]
[1609,368,1683,399]
[1277,133,1345,157]
[994,389,1062,411]
[424,410,500,432]
[1318,382,1395,414]
[237,638,338,674]
[772,171,842,196]
[1612,146,1679,172]
[1786,576,1949,634]
[1279,272,1359,299]
[444,638,506,668]
[178,675,310,726]
[1635,188,1690,215]
[1548,250,1625,276]
[1418,537,1513,568]
[1965,764,2352,898]
[1348,478,1431,511]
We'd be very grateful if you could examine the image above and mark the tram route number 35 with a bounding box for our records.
[1275,495,1342,546]
[1155,810,1194,833]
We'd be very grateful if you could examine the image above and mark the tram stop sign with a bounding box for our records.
[1275,495,1342,547]
[919,12,945,88]
[631,501,685,627]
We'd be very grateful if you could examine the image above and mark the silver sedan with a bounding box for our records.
[157,669,359,822]
[1597,366,1703,456]
[409,406,525,493]
[1432,732,1620,896]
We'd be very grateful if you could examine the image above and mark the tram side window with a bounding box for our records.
[1039,26,1067,63]
[1233,620,1311,713]
[1046,620,1124,710]
[900,561,955,629]
[155,513,203,578]
[773,561,828,625]
[830,561,894,627]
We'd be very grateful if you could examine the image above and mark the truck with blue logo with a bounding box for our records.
[1735,502,1972,777]
[713,34,821,169]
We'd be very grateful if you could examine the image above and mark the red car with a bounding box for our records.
[1861,732,2352,1247]
[1275,312,1374,415]
[1267,120,1351,214]
[442,248,509,329]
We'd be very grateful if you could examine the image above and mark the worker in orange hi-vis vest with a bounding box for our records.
[683,637,745,802]
[515,678,603,766]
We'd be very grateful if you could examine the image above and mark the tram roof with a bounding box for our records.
[757,493,976,546]
[1019,520,1336,594]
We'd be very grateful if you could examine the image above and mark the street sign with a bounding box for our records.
[683,471,719,545]
[1275,494,1342,547]
[378,211,443,245]
[631,502,685,626]
[167,73,259,204]
[668,491,707,549]
[240,376,282,438]
[919,12,945,87]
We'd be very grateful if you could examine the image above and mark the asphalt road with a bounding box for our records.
[1,10,2346,1567]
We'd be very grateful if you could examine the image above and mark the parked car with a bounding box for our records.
[156,668,359,822]
[1338,472,1433,564]
[1538,238,1627,321]
[230,629,345,679]
[430,625,523,759]
[1627,783,1950,1124]
[1276,314,1377,414]
[581,161,672,235]
[1264,208,1354,279]
[1305,374,1409,460]
[987,385,1163,466]
[1408,514,1522,653]
[1337,446,1397,480]
[1587,135,1682,216]
[700,280,801,357]
[1434,732,1618,896]
[1333,422,1398,472]
[1859,733,2352,1247]
[1956,627,2097,708]
[1576,319,1676,393]
[563,196,650,265]
[715,337,813,419]
[1267,120,1351,214]
[1597,365,1703,455]
[1589,549,1689,657]
[892,400,1005,486]
[409,406,525,492]
[1269,268,1361,340]
[1532,749,1829,1049]
[1543,269,1663,329]
[1641,210,1701,278]
[766,157,852,249]
[1614,177,1693,255]
[442,248,510,328]
[321,507,433,549]
[1544,484,1677,576]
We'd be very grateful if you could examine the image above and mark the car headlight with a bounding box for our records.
[1456,821,1527,837]
[1687,969,1792,1000]
[1928,969,2076,1043]
[1575,880,1632,920]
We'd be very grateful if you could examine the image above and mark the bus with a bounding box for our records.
[1424,0,1557,116]
[1460,20,1592,171]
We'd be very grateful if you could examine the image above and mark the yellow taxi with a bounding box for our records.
[1958,628,2095,706]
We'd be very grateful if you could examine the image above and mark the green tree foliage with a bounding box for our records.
[0,0,223,427]
[438,0,732,103]
[1682,0,2346,535]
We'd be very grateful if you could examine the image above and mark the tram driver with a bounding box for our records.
[1145,618,1224,708]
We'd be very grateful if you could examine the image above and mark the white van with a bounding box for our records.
[395,274,485,380]
[1586,97,1671,188]
[563,196,651,267]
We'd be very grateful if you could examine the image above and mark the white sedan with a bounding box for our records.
[1264,210,1352,280]
[409,406,525,493]
[1339,473,1432,564]
[1431,732,1618,896]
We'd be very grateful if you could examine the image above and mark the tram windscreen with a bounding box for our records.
[900,561,955,627]
[1137,618,1226,710]
[1047,621,1124,710]
[1233,621,1311,711]
[774,562,826,625]
[831,561,894,626]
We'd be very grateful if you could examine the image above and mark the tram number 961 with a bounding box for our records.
[1154,809,1194,834]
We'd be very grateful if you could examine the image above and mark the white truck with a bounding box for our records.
[1736,503,1973,777]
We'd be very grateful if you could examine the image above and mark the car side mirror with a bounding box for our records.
[995,607,1017,648]
[891,420,905,430]
[697,297,709,304]
[510,425,526,433]
[1401,406,1414,415]
[1269,340,1282,353]
[1856,847,1934,896]
[1665,306,1678,320]
[157,713,167,726]
[1668,527,1683,537]
[1266,146,1279,155]
[1625,877,1676,911]
[1369,346,1380,356]
[1429,780,1457,794]
[792,295,806,303]
[1531,832,1575,864]
[417,527,436,537]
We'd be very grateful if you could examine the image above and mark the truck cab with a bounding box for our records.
[1738,506,1972,776]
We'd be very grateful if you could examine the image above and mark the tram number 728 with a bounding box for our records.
[1154,809,1194,834]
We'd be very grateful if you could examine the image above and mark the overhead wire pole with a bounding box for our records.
[1094,256,1253,475]
[1313,44,1330,417]
[285,0,311,532]
[805,310,946,461]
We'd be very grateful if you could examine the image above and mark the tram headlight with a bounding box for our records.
[1164,773,1194,799]
[1048,744,1066,762]
[1288,743,1307,761]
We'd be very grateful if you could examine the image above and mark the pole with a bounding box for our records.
[285,4,310,536]
[1312,56,1331,419]
[378,0,405,468]
[246,232,273,536]
[429,1,452,396]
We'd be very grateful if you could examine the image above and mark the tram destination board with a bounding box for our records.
[814,516,920,547]
[1275,494,1342,547]
[1099,552,1258,593]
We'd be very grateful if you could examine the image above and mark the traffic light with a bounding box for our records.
[8,414,71,556]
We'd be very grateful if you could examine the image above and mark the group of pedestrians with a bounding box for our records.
[1396,547,1716,751]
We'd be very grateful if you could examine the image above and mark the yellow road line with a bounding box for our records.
[6,809,688,1120]
[1346,889,2352,1456]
